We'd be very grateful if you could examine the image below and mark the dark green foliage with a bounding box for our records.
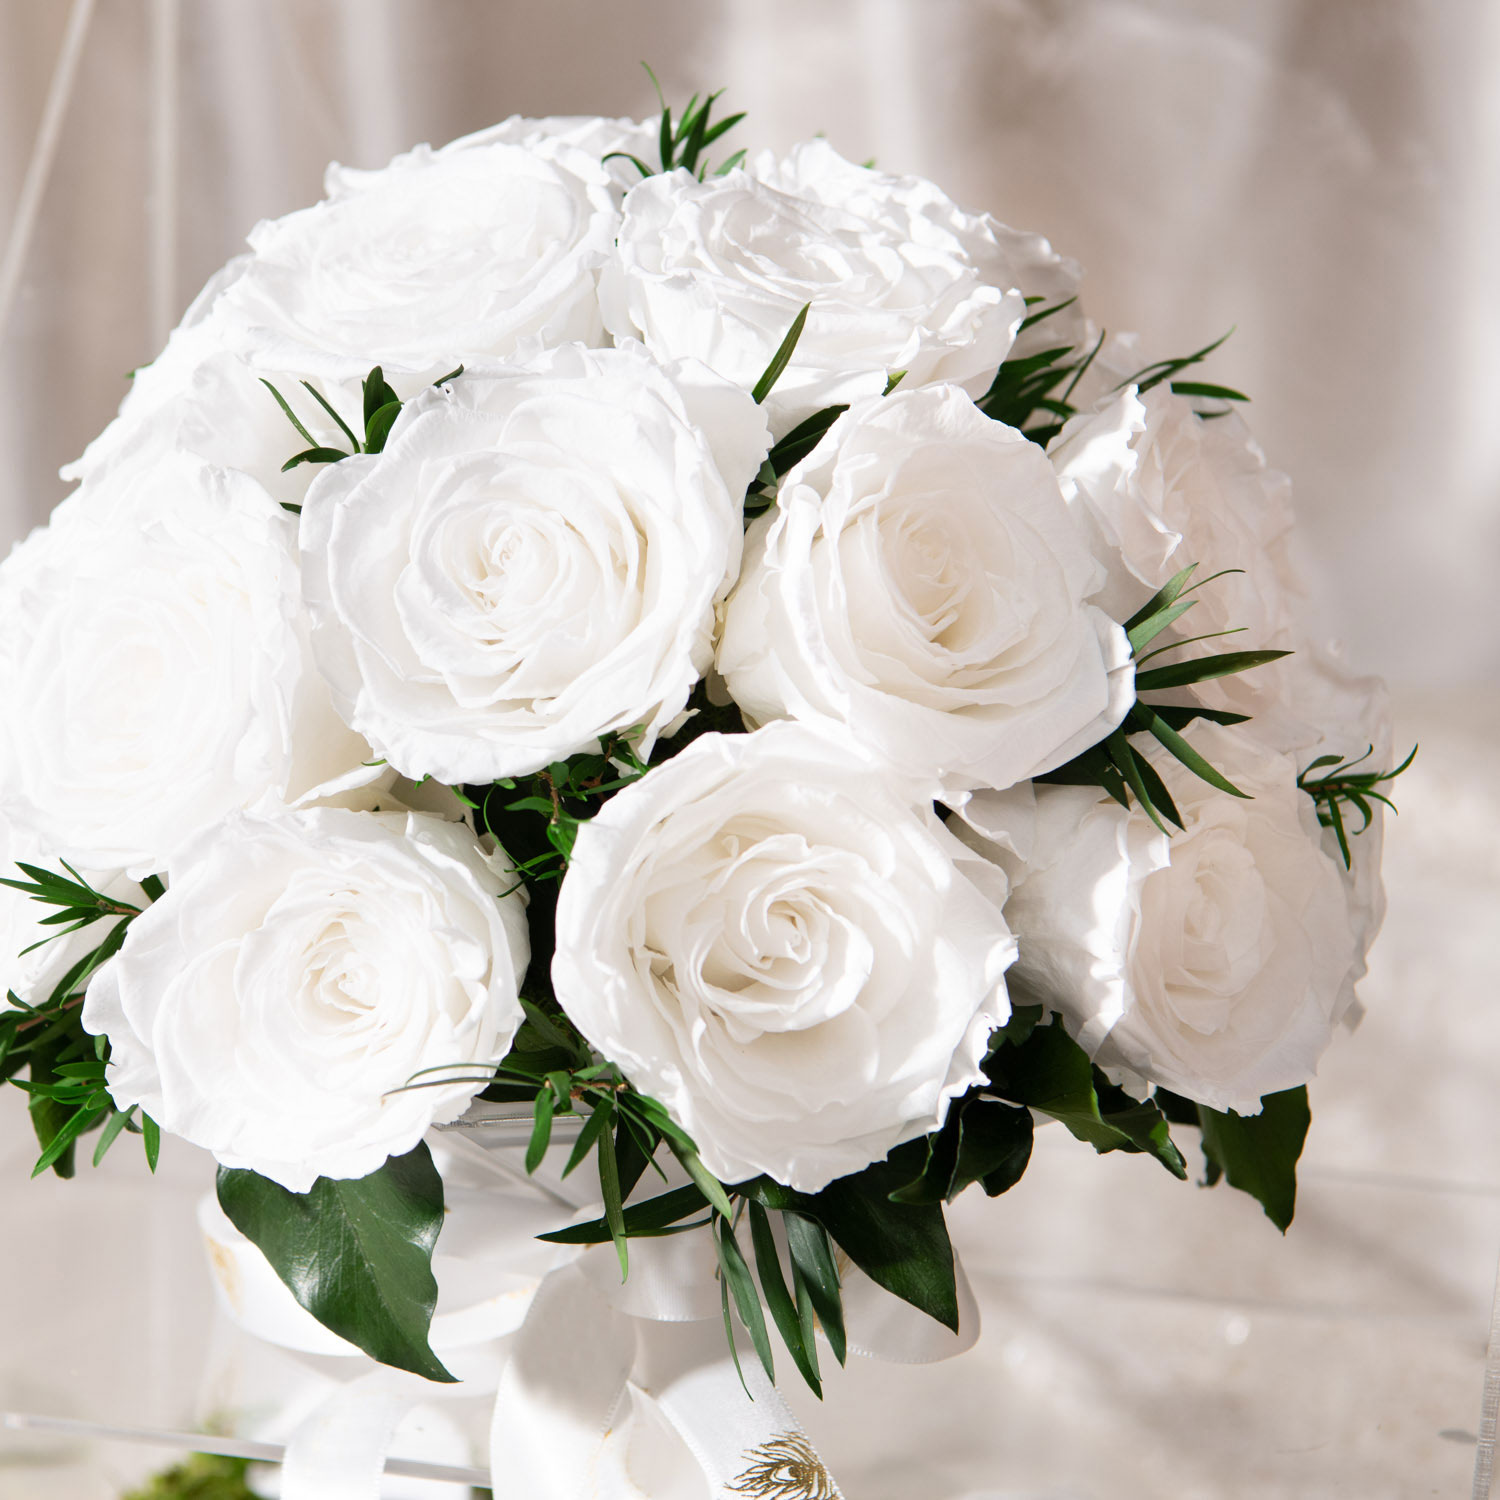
[1298,744,1417,867]
[605,67,748,181]
[122,1453,255,1500]
[983,1016,1187,1179]
[1155,1085,1312,1231]
[217,1142,455,1382]
[261,363,463,480]
[0,863,162,1176]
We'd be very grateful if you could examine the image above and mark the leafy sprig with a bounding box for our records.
[977,308,1248,447]
[1298,743,1417,867]
[0,863,161,1176]
[606,65,747,181]
[261,363,464,504]
[1038,564,1290,833]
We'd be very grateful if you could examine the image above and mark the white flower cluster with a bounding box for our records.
[0,112,1387,1196]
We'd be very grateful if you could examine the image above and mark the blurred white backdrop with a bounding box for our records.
[1,4,1497,1497]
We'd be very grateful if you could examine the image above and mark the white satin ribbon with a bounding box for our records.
[199,1135,978,1497]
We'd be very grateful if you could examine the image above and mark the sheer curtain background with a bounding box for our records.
[1,4,1497,1497]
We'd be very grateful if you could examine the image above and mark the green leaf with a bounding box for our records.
[1145,704,1251,731]
[1134,649,1291,692]
[1105,731,1172,835]
[1170,380,1249,402]
[602,150,654,179]
[668,1139,736,1220]
[362,366,399,431]
[747,1144,960,1333]
[749,1200,821,1395]
[562,1096,614,1178]
[281,446,350,473]
[889,1096,1034,1205]
[714,148,747,176]
[991,1002,1044,1049]
[751,304,810,405]
[536,1183,710,1245]
[298,381,360,451]
[1133,708,1249,798]
[26,1033,80,1178]
[1196,1087,1310,1232]
[259,378,317,447]
[1126,597,1197,655]
[1121,564,1198,636]
[596,1104,629,1279]
[986,1018,1186,1179]
[141,1111,161,1172]
[91,1104,136,1167]
[216,1142,455,1382]
[715,1214,775,1385]
[525,1085,554,1174]
[782,1210,846,1365]
[362,400,402,455]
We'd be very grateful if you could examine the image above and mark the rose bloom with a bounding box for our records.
[0,441,374,877]
[717,384,1134,798]
[300,342,769,783]
[84,808,529,1191]
[957,720,1358,1113]
[211,132,621,378]
[60,316,406,512]
[552,722,1017,1192]
[1050,384,1307,735]
[601,139,1027,432]
[341,113,660,200]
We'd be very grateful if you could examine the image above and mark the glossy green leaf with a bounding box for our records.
[782,1210,846,1365]
[715,1214,775,1384]
[1197,1087,1310,1232]
[216,1142,455,1382]
[748,1145,960,1333]
[749,1200,821,1396]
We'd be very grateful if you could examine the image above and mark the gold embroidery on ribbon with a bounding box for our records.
[726,1432,838,1499]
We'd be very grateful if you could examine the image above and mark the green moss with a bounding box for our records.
[121,1453,257,1500]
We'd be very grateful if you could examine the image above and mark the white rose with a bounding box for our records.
[1050,384,1305,733]
[212,135,621,378]
[601,139,1027,432]
[300,342,769,783]
[551,722,1017,1192]
[60,314,415,511]
[0,819,142,1011]
[83,808,529,1191]
[717,384,1134,798]
[0,448,375,876]
[333,114,660,200]
[958,721,1357,1113]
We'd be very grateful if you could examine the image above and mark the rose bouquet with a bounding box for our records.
[0,79,1410,1488]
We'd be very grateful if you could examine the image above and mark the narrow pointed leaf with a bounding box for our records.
[782,1211,846,1365]
[298,381,360,451]
[749,1200,820,1396]
[525,1085,554,1174]
[716,1215,775,1385]
[1134,649,1291,692]
[1138,710,1249,798]
[751,303,810,405]
[1122,564,1199,635]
